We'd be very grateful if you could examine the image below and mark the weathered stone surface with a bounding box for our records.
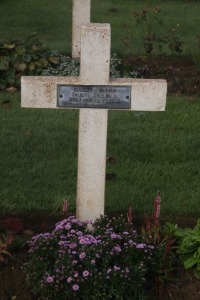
[72,0,91,58]
[21,77,166,111]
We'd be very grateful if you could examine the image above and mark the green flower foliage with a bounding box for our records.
[175,219,200,279]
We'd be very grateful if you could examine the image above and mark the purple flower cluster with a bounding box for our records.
[54,216,84,231]
[26,215,155,299]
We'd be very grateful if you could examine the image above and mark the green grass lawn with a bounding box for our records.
[0,0,200,55]
[1,93,200,217]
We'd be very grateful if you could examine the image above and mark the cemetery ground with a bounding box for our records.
[1,56,200,299]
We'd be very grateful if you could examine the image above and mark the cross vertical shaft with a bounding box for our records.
[72,0,91,58]
[76,24,111,221]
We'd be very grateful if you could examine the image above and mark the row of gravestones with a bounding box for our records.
[21,0,167,221]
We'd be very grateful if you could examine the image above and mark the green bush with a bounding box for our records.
[42,51,80,77]
[132,4,183,55]
[42,52,140,79]
[0,33,52,89]
[175,219,200,279]
[0,33,140,91]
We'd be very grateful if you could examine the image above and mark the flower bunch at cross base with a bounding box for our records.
[25,215,155,300]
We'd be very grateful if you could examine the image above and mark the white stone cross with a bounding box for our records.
[72,0,91,58]
[21,23,167,221]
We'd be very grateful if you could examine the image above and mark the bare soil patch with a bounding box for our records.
[123,55,200,96]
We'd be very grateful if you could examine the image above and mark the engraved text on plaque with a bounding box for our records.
[57,85,131,109]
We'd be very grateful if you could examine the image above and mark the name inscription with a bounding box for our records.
[57,85,131,109]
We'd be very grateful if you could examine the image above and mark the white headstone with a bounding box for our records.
[72,0,91,58]
[21,23,167,221]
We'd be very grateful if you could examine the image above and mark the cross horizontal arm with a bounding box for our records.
[21,76,80,109]
[111,78,167,111]
[21,76,167,111]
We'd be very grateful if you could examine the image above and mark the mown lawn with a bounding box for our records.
[1,92,200,217]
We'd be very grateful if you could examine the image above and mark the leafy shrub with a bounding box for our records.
[42,51,80,77]
[166,25,183,55]
[0,33,140,91]
[25,215,159,299]
[175,219,200,279]
[132,4,183,55]
[109,53,123,78]
[42,52,140,79]
[0,33,52,89]
[133,4,164,55]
